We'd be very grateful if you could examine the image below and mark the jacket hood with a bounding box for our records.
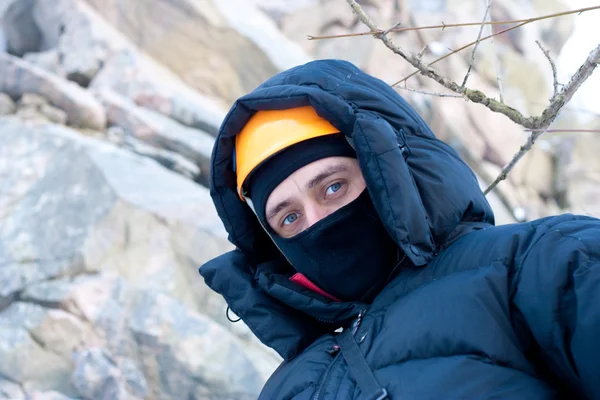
[201,59,495,359]
[209,59,493,263]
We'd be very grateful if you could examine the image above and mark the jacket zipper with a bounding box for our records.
[312,309,367,400]
[312,352,342,400]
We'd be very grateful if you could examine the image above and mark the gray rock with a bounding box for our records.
[121,133,201,180]
[116,358,148,398]
[18,93,48,108]
[0,377,25,400]
[0,302,47,330]
[83,0,279,104]
[13,94,68,125]
[20,277,78,309]
[0,325,72,394]
[213,0,311,72]
[71,348,146,400]
[39,104,68,125]
[21,274,130,351]
[90,50,226,136]
[1,0,41,56]
[31,0,130,87]
[278,0,373,68]
[0,53,106,129]
[23,50,65,77]
[26,391,77,400]
[0,92,15,115]
[95,88,212,184]
[15,106,49,123]
[0,117,230,323]
[0,302,89,397]
[30,308,102,361]
[127,290,267,399]
[0,25,5,54]
[23,271,275,399]
[0,259,85,308]
[247,0,317,23]
[17,0,227,135]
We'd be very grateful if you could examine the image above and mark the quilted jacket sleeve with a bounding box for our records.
[512,216,600,399]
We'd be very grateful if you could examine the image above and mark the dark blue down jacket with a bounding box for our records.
[200,59,600,399]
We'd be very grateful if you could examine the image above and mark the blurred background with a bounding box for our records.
[0,0,598,399]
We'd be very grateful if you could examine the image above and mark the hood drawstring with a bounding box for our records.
[226,306,241,323]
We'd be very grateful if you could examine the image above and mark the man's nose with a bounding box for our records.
[304,204,331,229]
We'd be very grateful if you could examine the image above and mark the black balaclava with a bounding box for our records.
[245,134,401,302]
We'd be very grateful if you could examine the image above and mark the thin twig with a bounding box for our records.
[346,0,600,194]
[309,5,600,40]
[416,45,428,61]
[461,0,492,89]
[350,0,600,129]
[535,40,560,102]
[525,129,600,133]
[393,20,529,86]
[396,86,464,98]
[483,128,549,195]
[382,22,402,36]
[484,43,600,194]
[347,0,416,66]
[348,0,529,124]
[488,10,505,103]
[527,101,600,118]
[451,136,519,221]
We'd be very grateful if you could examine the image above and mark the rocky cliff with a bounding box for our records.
[0,0,597,399]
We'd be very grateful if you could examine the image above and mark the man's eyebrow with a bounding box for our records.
[266,199,292,222]
[265,164,349,222]
[307,164,349,189]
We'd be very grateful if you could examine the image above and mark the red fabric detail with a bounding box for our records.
[289,273,341,302]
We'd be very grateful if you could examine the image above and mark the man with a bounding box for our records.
[200,59,600,399]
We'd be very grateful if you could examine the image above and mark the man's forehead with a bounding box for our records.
[274,157,354,194]
[266,157,359,216]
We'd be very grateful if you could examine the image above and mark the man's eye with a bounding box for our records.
[283,213,299,225]
[325,182,343,196]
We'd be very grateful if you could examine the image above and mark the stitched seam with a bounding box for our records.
[375,145,400,157]
[516,222,593,288]
[514,222,594,368]
[555,228,597,261]
[512,223,556,298]
[373,353,535,378]
[355,120,399,247]
[380,262,503,308]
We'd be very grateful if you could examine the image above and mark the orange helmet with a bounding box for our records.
[235,106,339,199]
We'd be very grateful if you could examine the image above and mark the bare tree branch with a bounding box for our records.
[525,129,600,133]
[347,0,527,124]
[461,0,492,89]
[533,43,600,129]
[396,86,464,98]
[309,5,600,40]
[446,134,520,222]
[535,40,560,102]
[393,20,529,86]
[347,0,600,196]
[348,0,599,129]
[484,43,600,194]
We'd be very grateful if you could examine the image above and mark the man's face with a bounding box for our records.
[265,156,366,238]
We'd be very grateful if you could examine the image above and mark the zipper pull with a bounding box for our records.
[328,345,340,356]
[351,309,366,335]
